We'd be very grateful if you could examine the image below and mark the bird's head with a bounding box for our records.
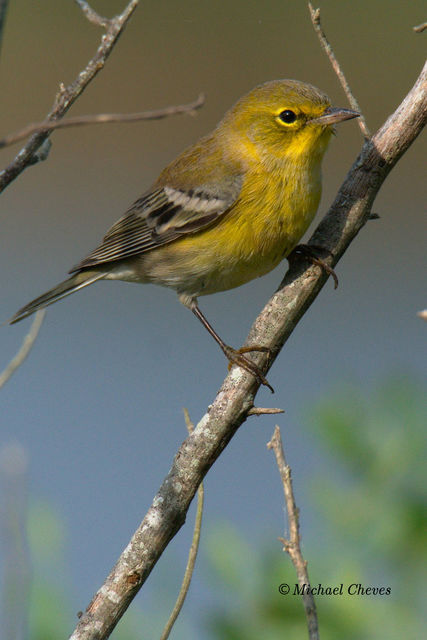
[220,79,359,167]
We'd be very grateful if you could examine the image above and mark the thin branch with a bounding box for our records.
[267,426,319,640]
[74,0,110,28]
[0,310,46,389]
[0,0,139,194]
[413,21,427,33]
[0,2,139,388]
[160,409,204,640]
[69,62,427,640]
[308,2,371,138]
[247,406,285,416]
[0,95,205,150]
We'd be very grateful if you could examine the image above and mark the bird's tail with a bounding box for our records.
[9,271,105,324]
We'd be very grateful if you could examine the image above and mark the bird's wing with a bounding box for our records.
[69,179,242,273]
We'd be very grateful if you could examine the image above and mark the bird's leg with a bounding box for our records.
[289,244,339,289]
[191,304,274,393]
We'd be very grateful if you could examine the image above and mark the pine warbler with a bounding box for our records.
[10,80,358,388]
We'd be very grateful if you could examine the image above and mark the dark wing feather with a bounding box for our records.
[69,179,242,273]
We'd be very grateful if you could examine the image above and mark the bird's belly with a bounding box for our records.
[137,200,316,298]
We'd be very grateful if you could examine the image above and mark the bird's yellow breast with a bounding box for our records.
[140,159,322,298]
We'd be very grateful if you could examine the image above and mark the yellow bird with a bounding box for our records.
[10,80,358,389]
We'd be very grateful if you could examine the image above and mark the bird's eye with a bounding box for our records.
[278,109,297,124]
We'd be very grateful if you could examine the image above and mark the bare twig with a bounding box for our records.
[247,406,285,416]
[0,310,46,389]
[413,21,427,33]
[308,2,371,138]
[0,95,205,150]
[160,409,204,640]
[0,0,139,194]
[0,3,139,389]
[69,63,426,640]
[74,0,110,28]
[267,426,318,640]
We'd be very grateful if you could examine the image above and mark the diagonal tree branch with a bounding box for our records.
[0,2,140,393]
[69,61,427,640]
[0,0,139,194]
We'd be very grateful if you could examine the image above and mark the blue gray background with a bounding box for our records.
[1,0,425,636]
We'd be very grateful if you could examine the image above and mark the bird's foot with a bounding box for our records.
[224,345,274,393]
[290,244,339,289]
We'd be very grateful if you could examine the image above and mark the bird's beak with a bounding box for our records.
[309,106,360,126]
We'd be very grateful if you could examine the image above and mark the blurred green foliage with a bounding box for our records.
[15,501,147,640]
[204,376,426,639]
[1,377,425,638]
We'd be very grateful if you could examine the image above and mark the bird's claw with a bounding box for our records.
[290,243,339,289]
[224,345,274,393]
